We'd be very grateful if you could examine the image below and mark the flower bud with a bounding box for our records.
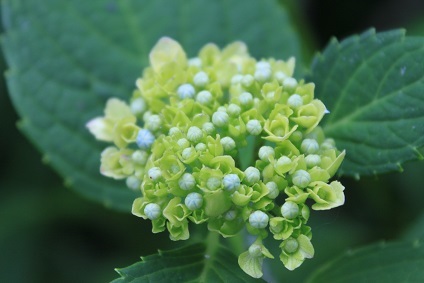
[248,244,262,257]
[274,71,287,83]
[242,74,254,87]
[185,192,203,210]
[148,167,162,182]
[202,122,215,135]
[136,129,155,150]
[244,167,260,185]
[301,139,319,154]
[212,111,229,127]
[179,173,196,190]
[193,71,209,87]
[142,110,152,122]
[187,126,203,143]
[305,154,321,168]
[292,170,311,188]
[281,201,299,219]
[239,92,253,107]
[207,177,221,190]
[130,97,147,115]
[220,136,236,152]
[126,176,141,190]
[182,147,195,160]
[249,210,269,229]
[256,61,271,70]
[283,238,299,254]
[177,138,190,149]
[196,90,213,105]
[145,114,161,132]
[321,138,336,150]
[246,119,262,136]
[290,130,303,143]
[195,142,207,152]
[287,94,303,109]
[254,68,272,83]
[168,127,181,136]
[227,103,241,116]
[266,181,279,199]
[224,210,237,221]
[259,146,275,162]
[177,83,195,99]
[188,57,202,67]
[144,203,161,220]
[132,150,149,165]
[231,74,244,84]
[223,174,241,192]
[283,77,297,91]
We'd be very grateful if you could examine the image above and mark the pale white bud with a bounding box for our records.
[145,114,161,132]
[246,119,262,136]
[292,170,311,188]
[239,92,253,107]
[258,146,275,162]
[179,173,196,190]
[136,129,155,150]
[147,167,162,182]
[249,210,269,229]
[196,90,213,105]
[193,71,209,87]
[220,136,236,152]
[185,192,203,210]
[212,111,229,127]
[132,150,149,165]
[187,126,203,143]
[223,174,241,192]
[144,203,161,220]
[287,94,303,109]
[130,97,147,115]
[266,181,279,199]
[301,139,319,154]
[177,83,195,99]
[244,167,260,185]
[281,201,299,219]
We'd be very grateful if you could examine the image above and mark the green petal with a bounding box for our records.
[149,37,187,73]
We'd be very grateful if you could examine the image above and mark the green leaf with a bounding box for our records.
[112,242,264,282]
[310,29,424,177]
[1,0,302,211]
[306,239,424,283]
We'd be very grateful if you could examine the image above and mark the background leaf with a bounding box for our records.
[310,29,424,177]
[306,239,424,283]
[112,242,264,283]
[1,0,302,211]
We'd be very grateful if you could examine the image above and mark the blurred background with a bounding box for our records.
[1,0,424,282]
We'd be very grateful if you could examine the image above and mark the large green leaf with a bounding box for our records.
[1,0,302,211]
[310,29,424,177]
[112,242,264,282]
[306,239,424,283]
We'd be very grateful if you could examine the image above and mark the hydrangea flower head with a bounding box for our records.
[87,37,346,278]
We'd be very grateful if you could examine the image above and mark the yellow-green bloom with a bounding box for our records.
[88,36,347,278]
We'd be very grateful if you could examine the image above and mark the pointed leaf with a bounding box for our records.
[112,243,264,282]
[307,239,424,283]
[310,29,424,177]
[1,0,302,210]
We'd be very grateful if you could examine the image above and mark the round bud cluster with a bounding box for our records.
[87,37,346,277]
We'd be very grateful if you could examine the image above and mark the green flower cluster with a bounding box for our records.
[87,37,346,278]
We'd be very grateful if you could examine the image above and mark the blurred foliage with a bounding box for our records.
[1,0,424,282]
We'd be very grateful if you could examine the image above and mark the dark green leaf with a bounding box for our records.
[306,239,424,283]
[1,0,302,211]
[112,242,264,283]
[310,29,424,177]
